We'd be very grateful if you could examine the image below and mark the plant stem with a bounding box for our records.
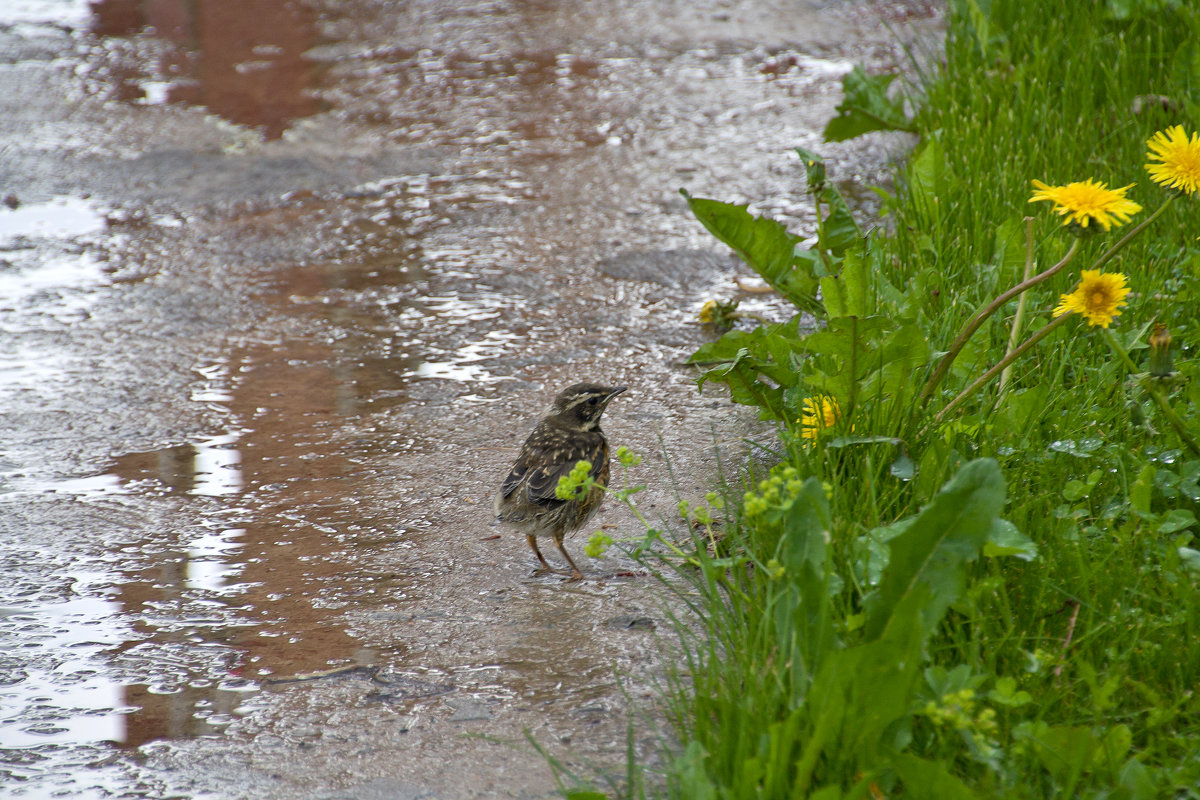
[918,237,1081,406]
[1089,194,1176,272]
[931,313,1072,427]
[1101,327,1200,458]
[996,217,1037,402]
[812,192,834,275]
[730,310,775,327]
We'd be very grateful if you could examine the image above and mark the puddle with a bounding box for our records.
[0,0,92,27]
[88,0,323,139]
[0,220,443,775]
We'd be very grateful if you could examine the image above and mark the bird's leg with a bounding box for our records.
[526,534,562,574]
[554,533,585,582]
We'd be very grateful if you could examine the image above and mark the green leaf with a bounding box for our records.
[863,459,1006,641]
[1130,463,1156,514]
[802,316,886,407]
[892,753,978,800]
[1179,546,1200,574]
[983,518,1038,561]
[1158,508,1196,534]
[681,192,819,311]
[819,246,870,319]
[823,66,913,142]
[869,319,932,402]
[1062,479,1089,502]
[817,184,862,257]
[1118,757,1159,800]
[989,676,1032,707]
[776,477,831,575]
[795,146,828,192]
[906,137,952,224]
[1028,726,1098,789]
[991,215,1029,292]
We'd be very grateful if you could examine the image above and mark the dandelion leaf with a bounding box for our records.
[819,246,870,319]
[892,754,978,799]
[863,458,1005,642]
[823,66,912,142]
[681,191,819,312]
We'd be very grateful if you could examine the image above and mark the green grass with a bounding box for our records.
[618,1,1200,798]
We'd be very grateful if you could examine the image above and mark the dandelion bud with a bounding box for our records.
[805,158,827,193]
[1148,323,1175,377]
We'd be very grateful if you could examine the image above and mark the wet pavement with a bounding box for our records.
[0,1,939,797]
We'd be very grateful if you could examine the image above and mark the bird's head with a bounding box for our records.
[549,383,627,431]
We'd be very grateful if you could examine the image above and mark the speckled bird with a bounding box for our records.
[493,383,627,580]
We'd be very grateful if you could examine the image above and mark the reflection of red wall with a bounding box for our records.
[107,250,391,748]
[90,0,321,139]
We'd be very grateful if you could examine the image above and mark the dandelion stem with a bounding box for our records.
[931,314,1072,428]
[996,217,1038,402]
[918,237,1081,407]
[1101,327,1200,458]
[730,310,775,327]
[1089,195,1176,273]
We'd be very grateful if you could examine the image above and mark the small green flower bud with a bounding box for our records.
[1148,323,1175,378]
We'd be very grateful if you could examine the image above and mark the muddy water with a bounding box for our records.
[0,1,938,797]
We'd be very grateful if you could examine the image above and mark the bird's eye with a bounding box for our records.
[587,396,599,406]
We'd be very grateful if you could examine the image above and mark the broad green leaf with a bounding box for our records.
[688,321,807,418]
[892,753,978,799]
[907,137,951,224]
[802,316,886,407]
[858,517,912,587]
[819,246,869,319]
[817,184,862,257]
[823,66,913,142]
[1101,724,1133,771]
[776,477,830,574]
[1158,508,1196,533]
[1029,726,1098,789]
[1062,480,1089,502]
[682,192,819,311]
[804,630,924,767]
[983,518,1038,561]
[989,676,1032,707]
[1119,758,1158,800]
[869,319,932,402]
[864,459,1005,641]
[1130,463,1156,514]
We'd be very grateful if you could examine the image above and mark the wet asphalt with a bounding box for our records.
[0,1,937,797]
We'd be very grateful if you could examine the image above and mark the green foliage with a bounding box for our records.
[823,66,915,142]
[646,0,1200,798]
[650,460,1008,796]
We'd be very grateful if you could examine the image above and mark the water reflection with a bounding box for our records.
[1,251,418,762]
[89,0,323,139]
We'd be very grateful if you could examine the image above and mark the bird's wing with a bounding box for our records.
[523,435,607,505]
[498,459,529,501]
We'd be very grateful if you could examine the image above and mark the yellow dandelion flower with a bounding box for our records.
[1029,178,1142,231]
[1146,125,1200,196]
[1052,270,1131,328]
[698,300,718,323]
[800,396,841,440]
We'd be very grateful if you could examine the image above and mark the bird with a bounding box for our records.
[494,382,627,580]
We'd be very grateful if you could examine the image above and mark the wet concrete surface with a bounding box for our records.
[0,1,939,797]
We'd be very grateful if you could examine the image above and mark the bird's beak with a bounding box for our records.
[607,386,628,400]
